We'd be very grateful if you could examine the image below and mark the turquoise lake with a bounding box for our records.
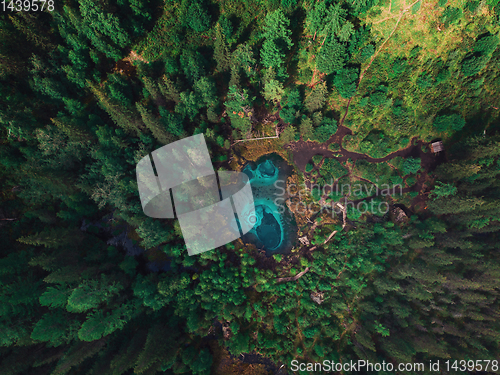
[241,154,297,255]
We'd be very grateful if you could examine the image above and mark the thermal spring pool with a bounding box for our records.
[241,154,297,255]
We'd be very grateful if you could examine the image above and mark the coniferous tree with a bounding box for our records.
[158,76,181,104]
[280,88,302,123]
[317,35,347,74]
[305,82,328,112]
[136,102,175,144]
[184,0,211,32]
[214,23,231,72]
[18,227,84,249]
[333,67,358,98]
[262,78,285,104]
[88,81,144,136]
[260,9,293,70]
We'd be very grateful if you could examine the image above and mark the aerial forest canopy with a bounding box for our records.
[1,0,500,374]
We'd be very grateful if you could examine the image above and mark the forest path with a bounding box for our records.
[288,0,424,171]
[287,0,438,176]
[281,0,440,260]
[349,0,422,124]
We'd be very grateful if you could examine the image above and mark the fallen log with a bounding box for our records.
[276,267,310,283]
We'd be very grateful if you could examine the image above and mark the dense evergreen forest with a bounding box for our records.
[1,0,500,373]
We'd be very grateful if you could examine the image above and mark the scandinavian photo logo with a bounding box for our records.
[136,134,256,256]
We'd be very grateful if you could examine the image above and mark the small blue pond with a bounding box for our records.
[241,154,297,255]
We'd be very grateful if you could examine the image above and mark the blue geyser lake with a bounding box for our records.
[240,154,297,255]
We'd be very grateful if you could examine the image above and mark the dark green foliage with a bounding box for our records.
[300,116,314,140]
[262,76,285,104]
[136,103,175,144]
[431,181,457,198]
[137,218,174,249]
[214,23,231,72]
[436,68,450,83]
[194,77,218,107]
[18,227,84,249]
[280,88,302,123]
[334,67,358,99]
[260,9,293,70]
[79,0,130,49]
[441,6,463,26]
[474,34,499,55]
[369,85,389,106]
[31,310,75,346]
[281,0,298,10]
[159,108,186,138]
[360,44,375,61]
[389,58,407,79]
[159,77,181,105]
[225,86,254,136]
[231,44,256,77]
[461,54,489,77]
[279,125,297,144]
[314,118,338,143]
[433,113,466,132]
[416,72,434,90]
[402,157,421,175]
[180,49,207,83]
[321,158,347,179]
[345,0,379,15]
[176,91,204,121]
[312,155,323,164]
[461,33,499,76]
[218,15,233,38]
[107,73,134,107]
[67,275,123,313]
[88,81,144,136]
[316,36,347,74]
[184,0,211,32]
[305,82,328,112]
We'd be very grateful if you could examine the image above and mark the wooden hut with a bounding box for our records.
[430,141,444,153]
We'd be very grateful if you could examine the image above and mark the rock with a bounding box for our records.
[392,207,408,223]
[310,292,324,305]
[222,322,231,339]
[299,236,310,246]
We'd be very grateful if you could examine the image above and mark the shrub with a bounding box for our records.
[186,1,211,32]
[314,118,338,143]
[389,58,407,79]
[321,158,347,178]
[370,91,387,106]
[312,155,323,164]
[474,34,499,55]
[402,157,421,175]
[433,113,466,132]
[304,82,327,112]
[416,72,434,89]
[333,67,358,99]
[316,36,347,74]
[360,44,375,61]
[280,88,302,124]
[432,181,457,198]
[406,176,417,186]
[461,55,489,77]
[441,6,463,26]
[436,68,450,83]
[300,116,314,140]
